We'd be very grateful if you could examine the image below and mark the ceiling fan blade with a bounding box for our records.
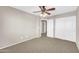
[46,8,55,11]
[42,6,46,11]
[33,11,41,13]
[39,6,46,12]
[39,6,43,11]
[39,6,41,9]
[45,12,51,15]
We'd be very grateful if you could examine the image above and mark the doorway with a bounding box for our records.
[41,20,47,37]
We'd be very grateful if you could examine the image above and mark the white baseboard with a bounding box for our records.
[47,36,76,42]
[76,42,79,50]
[0,35,40,49]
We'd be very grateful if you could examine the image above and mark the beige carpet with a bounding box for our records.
[0,37,79,53]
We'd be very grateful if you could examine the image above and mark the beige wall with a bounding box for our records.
[76,7,79,49]
[0,7,40,49]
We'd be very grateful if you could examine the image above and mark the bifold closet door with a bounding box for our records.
[47,19,54,37]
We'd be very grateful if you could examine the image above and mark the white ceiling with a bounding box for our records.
[12,6,77,17]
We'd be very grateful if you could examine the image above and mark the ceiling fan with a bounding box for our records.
[33,6,55,16]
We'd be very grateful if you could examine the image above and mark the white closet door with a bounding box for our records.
[47,19,54,37]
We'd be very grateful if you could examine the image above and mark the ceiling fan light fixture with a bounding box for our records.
[40,12,48,17]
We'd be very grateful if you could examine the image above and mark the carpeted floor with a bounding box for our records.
[0,36,79,53]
